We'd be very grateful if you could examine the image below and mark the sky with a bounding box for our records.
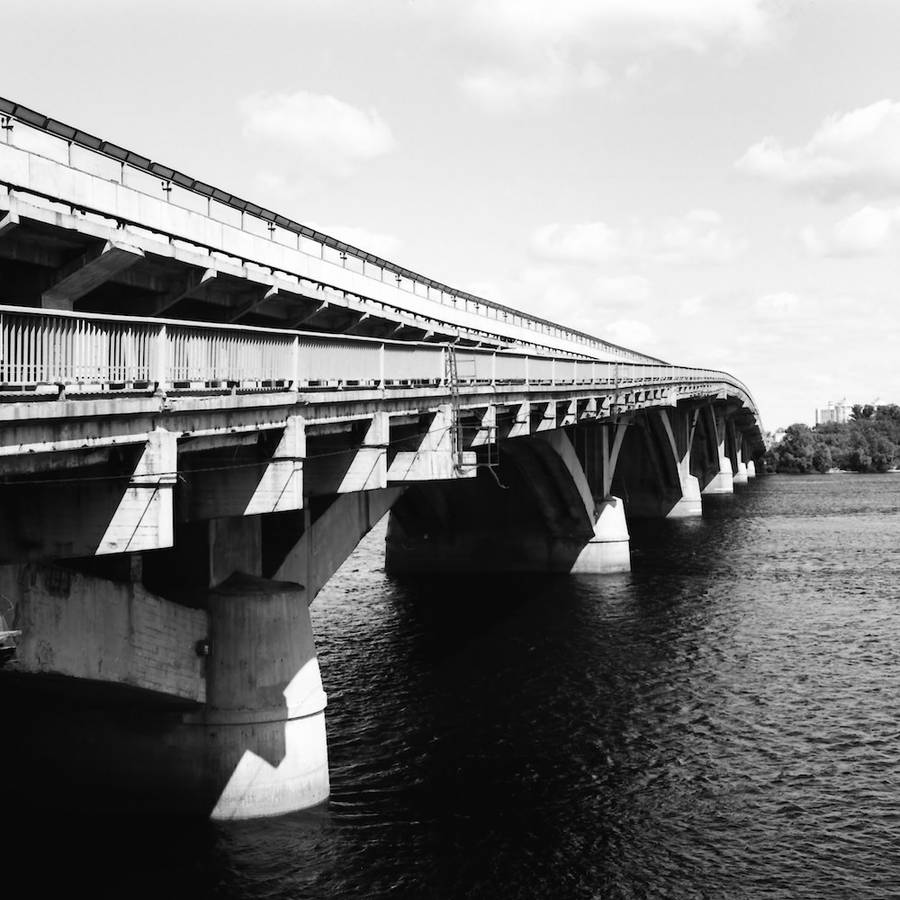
[3,0,900,429]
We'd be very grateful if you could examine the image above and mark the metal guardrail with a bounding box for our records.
[0,306,759,417]
[0,96,664,365]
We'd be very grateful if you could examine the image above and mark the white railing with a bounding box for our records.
[0,306,760,414]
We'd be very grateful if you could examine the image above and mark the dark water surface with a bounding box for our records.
[18,475,900,898]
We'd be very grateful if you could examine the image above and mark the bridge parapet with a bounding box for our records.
[0,304,758,405]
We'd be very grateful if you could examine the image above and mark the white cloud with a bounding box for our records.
[532,222,623,263]
[593,274,651,304]
[678,295,704,316]
[605,318,657,348]
[754,291,800,318]
[654,209,747,264]
[462,58,608,112]
[459,0,775,53]
[736,99,900,200]
[531,210,745,266]
[239,90,395,177]
[801,205,900,257]
[429,0,781,110]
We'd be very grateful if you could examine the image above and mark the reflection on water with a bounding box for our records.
[12,475,900,898]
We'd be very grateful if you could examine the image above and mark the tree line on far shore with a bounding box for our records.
[766,405,900,473]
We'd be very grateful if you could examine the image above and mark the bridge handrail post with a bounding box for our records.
[379,342,386,388]
[153,323,168,394]
[292,334,300,390]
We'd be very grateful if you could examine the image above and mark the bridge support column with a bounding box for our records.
[658,409,702,518]
[730,421,749,485]
[570,496,630,574]
[701,408,734,495]
[746,459,757,478]
[188,573,329,820]
[568,423,630,573]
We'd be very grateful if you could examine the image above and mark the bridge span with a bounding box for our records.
[0,99,764,818]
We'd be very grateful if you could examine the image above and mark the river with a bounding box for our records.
[16,474,900,898]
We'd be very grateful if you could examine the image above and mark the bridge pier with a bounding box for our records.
[190,573,329,820]
[657,409,702,518]
[701,407,734,495]
[386,427,632,575]
[570,496,630,573]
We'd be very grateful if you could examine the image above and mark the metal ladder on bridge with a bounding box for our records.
[445,344,498,476]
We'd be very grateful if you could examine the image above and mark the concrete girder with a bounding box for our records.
[226,285,280,323]
[287,300,330,328]
[387,404,476,482]
[149,267,219,316]
[42,239,145,309]
[178,416,305,520]
[303,413,388,495]
[467,404,497,448]
[0,206,19,238]
[0,428,177,562]
[505,401,531,439]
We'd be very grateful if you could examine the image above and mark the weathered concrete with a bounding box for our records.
[667,474,702,518]
[0,562,206,702]
[702,462,734,494]
[193,573,329,819]
[570,496,631,573]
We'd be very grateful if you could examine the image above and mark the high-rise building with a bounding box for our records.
[816,398,852,425]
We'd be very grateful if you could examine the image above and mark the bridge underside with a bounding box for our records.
[0,389,762,818]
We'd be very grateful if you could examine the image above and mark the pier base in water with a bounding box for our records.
[570,497,631,574]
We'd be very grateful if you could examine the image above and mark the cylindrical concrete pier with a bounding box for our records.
[667,475,702,518]
[190,573,330,820]
[570,496,631,573]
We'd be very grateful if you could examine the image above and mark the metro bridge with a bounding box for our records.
[0,99,764,818]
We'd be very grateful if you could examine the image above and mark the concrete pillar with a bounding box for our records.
[668,474,702,517]
[192,573,329,820]
[570,496,630,574]
[658,409,702,518]
[733,460,749,485]
[702,411,734,495]
[746,460,757,478]
[703,456,734,494]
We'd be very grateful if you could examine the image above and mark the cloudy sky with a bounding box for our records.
[4,0,900,427]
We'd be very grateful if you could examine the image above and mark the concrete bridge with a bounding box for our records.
[0,99,764,818]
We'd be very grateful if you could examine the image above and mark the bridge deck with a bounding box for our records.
[0,98,660,363]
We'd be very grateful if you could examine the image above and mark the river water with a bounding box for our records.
[19,474,900,898]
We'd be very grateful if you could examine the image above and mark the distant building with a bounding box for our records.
[816,398,852,425]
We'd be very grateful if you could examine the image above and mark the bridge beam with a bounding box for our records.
[178,416,305,521]
[0,428,177,562]
[42,240,144,310]
[387,405,476,482]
